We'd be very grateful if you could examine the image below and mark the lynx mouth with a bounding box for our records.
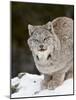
[38,48,47,52]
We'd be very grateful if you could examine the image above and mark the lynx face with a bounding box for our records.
[28,28,54,58]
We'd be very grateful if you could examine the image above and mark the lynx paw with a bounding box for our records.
[47,80,62,90]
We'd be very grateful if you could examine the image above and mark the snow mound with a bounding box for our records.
[11,73,73,98]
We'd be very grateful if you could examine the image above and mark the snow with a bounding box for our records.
[11,73,73,98]
[11,77,20,87]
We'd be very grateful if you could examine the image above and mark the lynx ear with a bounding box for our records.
[45,21,54,33]
[28,24,34,36]
[46,21,52,29]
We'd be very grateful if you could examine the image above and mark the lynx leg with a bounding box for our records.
[48,72,65,90]
[41,74,52,90]
[65,67,73,80]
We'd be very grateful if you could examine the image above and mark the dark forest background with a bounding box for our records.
[11,1,74,78]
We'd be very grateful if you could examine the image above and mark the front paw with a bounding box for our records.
[41,80,48,90]
[48,80,61,90]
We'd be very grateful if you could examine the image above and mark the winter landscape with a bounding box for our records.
[11,73,73,98]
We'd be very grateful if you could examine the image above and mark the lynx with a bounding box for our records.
[27,17,73,90]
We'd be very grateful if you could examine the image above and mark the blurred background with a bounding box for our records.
[11,1,74,78]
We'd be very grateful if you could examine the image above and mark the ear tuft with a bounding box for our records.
[45,21,55,34]
[46,21,52,30]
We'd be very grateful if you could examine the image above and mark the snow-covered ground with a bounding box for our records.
[11,73,73,98]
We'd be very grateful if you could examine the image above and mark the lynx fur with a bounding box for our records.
[27,17,73,90]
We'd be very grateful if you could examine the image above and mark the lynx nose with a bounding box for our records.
[39,45,44,49]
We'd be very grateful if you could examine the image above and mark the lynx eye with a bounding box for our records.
[44,36,51,41]
[33,39,39,42]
